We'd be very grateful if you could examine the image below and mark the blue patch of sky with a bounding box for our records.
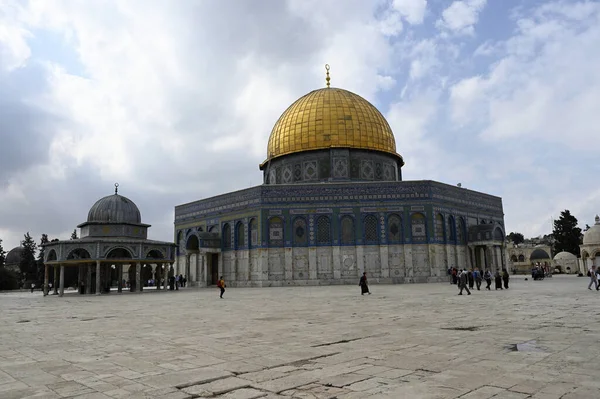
[26,28,88,78]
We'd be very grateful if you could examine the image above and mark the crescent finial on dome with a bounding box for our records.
[115,183,119,194]
[595,214,599,224]
[325,64,331,88]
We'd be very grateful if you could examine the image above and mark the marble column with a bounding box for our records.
[163,265,169,290]
[43,264,49,296]
[59,264,65,297]
[185,255,191,283]
[95,260,101,295]
[195,253,200,286]
[479,246,486,270]
[118,264,123,293]
[53,266,59,294]
[136,262,141,292]
[86,265,92,294]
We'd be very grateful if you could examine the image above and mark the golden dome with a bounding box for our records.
[263,87,402,165]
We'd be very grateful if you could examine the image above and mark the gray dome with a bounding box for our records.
[530,248,551,261]
[87,194,142,224]
[5,246,24,265]
[553,251,576,261]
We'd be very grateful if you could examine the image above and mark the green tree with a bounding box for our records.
[584,224,591,232]
[36,234,49,286]
[71,229,78,240]
[552,210,582,256]
[0,267,19,290]
[0,238,6,267]
[506,232,525,245]
[19,232,37,284]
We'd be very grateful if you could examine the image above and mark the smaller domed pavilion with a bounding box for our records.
[553,251,577,274]
[580,215,600,272]
[42,184,176,296]
[4,246,24,273]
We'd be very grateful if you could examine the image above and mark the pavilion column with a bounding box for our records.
[479,246,486,270]
[136,262,141,292]
[185,255,191,283]
[53,266,59,294]
[118,264,123,293]
[59,264,65,297]
[44,264,49,296]
[95,260,101,295]
[195,253,200,286]
[86,265,92,294]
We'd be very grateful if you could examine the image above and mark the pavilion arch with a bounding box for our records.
[510,254,518,262]
[146,249,166,259]
[186,234,199,251]
[235,221,245,249]
[222,223,232,250]
[339,215,355,245]
[67,248,92,260]
[518,254,525,262]
[105,247,134,259]
[46,249,58,262]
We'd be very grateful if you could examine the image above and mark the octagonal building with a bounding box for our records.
[174,74,507,287]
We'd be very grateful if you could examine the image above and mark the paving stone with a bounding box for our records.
[0,278,597,399]
[219,388,268,399]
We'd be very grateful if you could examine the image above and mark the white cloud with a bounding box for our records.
[0,1,31,71]
[437,0,487,36]
[391,0,428,25]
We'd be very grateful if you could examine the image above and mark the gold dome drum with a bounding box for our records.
[264,88,402,164]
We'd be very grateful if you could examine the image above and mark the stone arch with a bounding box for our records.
[222,223,232,250]
[446,215,456,243]
[105,247,133,259]
[249,218,258,248]
[387,214,403,244]
[518,254,525,262]
[411,212,427,243]
[208,225,219,233]
[316,215,331,245]
[510,254,518,262]
[268,216,284,247]
[235,221,245,249]
[363,214,379,244]
[340,215,356,245]
[293,217,308,247]
[177,230,183,242]
[46,249,58,262]
[146,249,165,259]
[434,213,445,242]
[457,217,467,245]
[66,248,92,260]
[197,226,204,232]
[186,235,199,251]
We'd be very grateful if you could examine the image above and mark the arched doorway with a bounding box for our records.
[107,247,133,292]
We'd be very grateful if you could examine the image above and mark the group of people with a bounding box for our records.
[449,267,510,295]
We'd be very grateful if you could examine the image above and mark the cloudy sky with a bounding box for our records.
[1,0,599,252]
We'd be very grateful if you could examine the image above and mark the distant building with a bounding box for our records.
[580,215,600,273]
[506,243,553,274]
[4,246,23,273]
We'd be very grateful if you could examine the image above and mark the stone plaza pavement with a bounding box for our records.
[1,276,599,399]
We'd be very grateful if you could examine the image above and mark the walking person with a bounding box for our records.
[588,265,598,290]
[473,268,482,291]
[359,272,371,295]
[451,268,458,285]
[483,270,492,290]
[217,276,226,298]
[502,269,510,289]
[458,269,471,295]
[494,271,503,290]
[467,269,474,289]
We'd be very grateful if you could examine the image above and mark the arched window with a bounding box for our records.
[411,213,427,243]
[387,214,403,243]
[510,255,518,262]
[457,218,466,244]
[340,216,355,245]
[316,216,331,245]
[434,213,445,242]
[364,215,379,244]
[518,254,525,262]
[249,218,258,248]
[293,217,307,247]
[268,217,284,247]
[235,222,245,249]
[447,216,456,243]
[222,223,232,250]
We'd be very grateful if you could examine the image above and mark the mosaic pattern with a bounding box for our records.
[333,158,348,178]
[361,160,374,180]
[317,216,331,245]
[303,161,318,181]
[388,214,403,243]
[364,215,379,244]
[411,213,427,243]
[265,88,400,161]
[293,217,308,247]
[269,217,284,247]
[340,216,355,245]
[282,165,293,183]
[435,213,445,242]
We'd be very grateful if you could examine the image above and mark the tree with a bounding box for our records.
[71,229,78,240]
[0,267,19,290]
[19,232,37,284]
[552,210,582,256]
[584,224,591,232]
[0,238,6,268]
[36,234,49,286]
[506,232,525,245]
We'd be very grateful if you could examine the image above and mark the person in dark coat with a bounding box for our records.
[483,270,492,290]
[359,272,371,295]
[494,271,503,290]
[467,270,474,289]
[458,269,471,295]
[451,268,458,285]
[502,269,510,289]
